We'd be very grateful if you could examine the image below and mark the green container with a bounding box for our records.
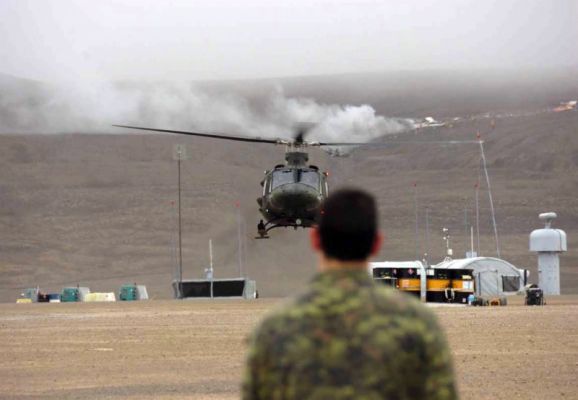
[61,287,89,302]
[119,285,137,301]
[61,287,79,302]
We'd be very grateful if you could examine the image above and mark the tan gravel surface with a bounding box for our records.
[1,297,577,399]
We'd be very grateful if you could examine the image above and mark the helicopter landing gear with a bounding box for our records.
[256,220,270,239]
[255,218,313,239]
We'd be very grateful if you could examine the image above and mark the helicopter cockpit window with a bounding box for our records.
[271,170,294,189]
[300,171,320,189]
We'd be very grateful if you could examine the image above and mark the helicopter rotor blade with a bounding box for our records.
[316,140,481,146]
[112,125,283,144]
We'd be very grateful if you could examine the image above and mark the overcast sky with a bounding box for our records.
[0,0,576,82]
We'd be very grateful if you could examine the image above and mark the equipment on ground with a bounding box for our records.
[470,295,507,306]
[119,284,149,301]
[19,287,50,303]
[60,286,90,302]
[471,296,489,306]
[525,284,545,306]
[47,293,61,303]
[20,287,40,302]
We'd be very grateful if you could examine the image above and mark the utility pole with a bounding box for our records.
[209,239,214,299]
[442,227,452,260]
[470,225,475,256]
[475,182,480,256]
[178,155,182,291]
[173,144,188,299]
[464,205,469,256]
[424,207,430,266]
[236,201,244,278]
[413,182,419,260]
[169,200,178,298]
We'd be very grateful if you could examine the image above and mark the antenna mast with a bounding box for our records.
[477,134,501,258]
[413,183,420,260]
[173,144,188,299]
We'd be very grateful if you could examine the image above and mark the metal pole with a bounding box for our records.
[414,183,419,260]
[209,239,214,299]
[241,218,247,278]
[178,156,183,298]
[464,206,468,256]
[478,139,500,258]
[236,202,243,278]
[425,207,430,265]
[419,263,427,303]
[470,225,474,256]
[475,181,481,256]
[170,200,179,299]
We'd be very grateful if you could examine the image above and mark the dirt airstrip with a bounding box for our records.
[1,296,577,400]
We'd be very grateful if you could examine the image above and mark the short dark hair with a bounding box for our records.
[317,188,378,261]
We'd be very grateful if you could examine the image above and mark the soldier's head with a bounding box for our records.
[311,188,382,264]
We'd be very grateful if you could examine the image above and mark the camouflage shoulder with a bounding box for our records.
[248,297,301,342]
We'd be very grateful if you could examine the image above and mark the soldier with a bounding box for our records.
[242,188,457,400]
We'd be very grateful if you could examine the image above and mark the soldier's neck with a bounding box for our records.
[319,255,368,272]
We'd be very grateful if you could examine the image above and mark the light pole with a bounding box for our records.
[173,144,188,299]
[413,182,419,260]
[236,201,244,278]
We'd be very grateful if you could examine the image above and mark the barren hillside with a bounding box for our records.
[1,71,577,302]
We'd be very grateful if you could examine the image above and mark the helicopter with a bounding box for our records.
[112,123,372,238]
[113,123,481,238]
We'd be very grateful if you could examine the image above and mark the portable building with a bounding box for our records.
[119,284,149,301]
[60,287,90,302]
[84,292,116,302]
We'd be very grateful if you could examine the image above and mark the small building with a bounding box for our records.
[84,292,116,302]
[119,284,149,301]
[60,287,90,302]
[434,257,528,297]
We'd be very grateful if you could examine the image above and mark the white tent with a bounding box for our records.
[434,257,528,296]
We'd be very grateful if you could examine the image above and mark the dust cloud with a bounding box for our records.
[0,78,414,148]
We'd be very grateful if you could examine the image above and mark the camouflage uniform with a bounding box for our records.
[242,268,457,400]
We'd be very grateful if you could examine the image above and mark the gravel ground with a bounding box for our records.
[1,296,577,399]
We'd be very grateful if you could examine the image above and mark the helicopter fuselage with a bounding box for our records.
[256,151,328,236]
[111,124,336,238]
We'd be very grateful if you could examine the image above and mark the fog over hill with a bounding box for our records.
[0,70,577,302]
